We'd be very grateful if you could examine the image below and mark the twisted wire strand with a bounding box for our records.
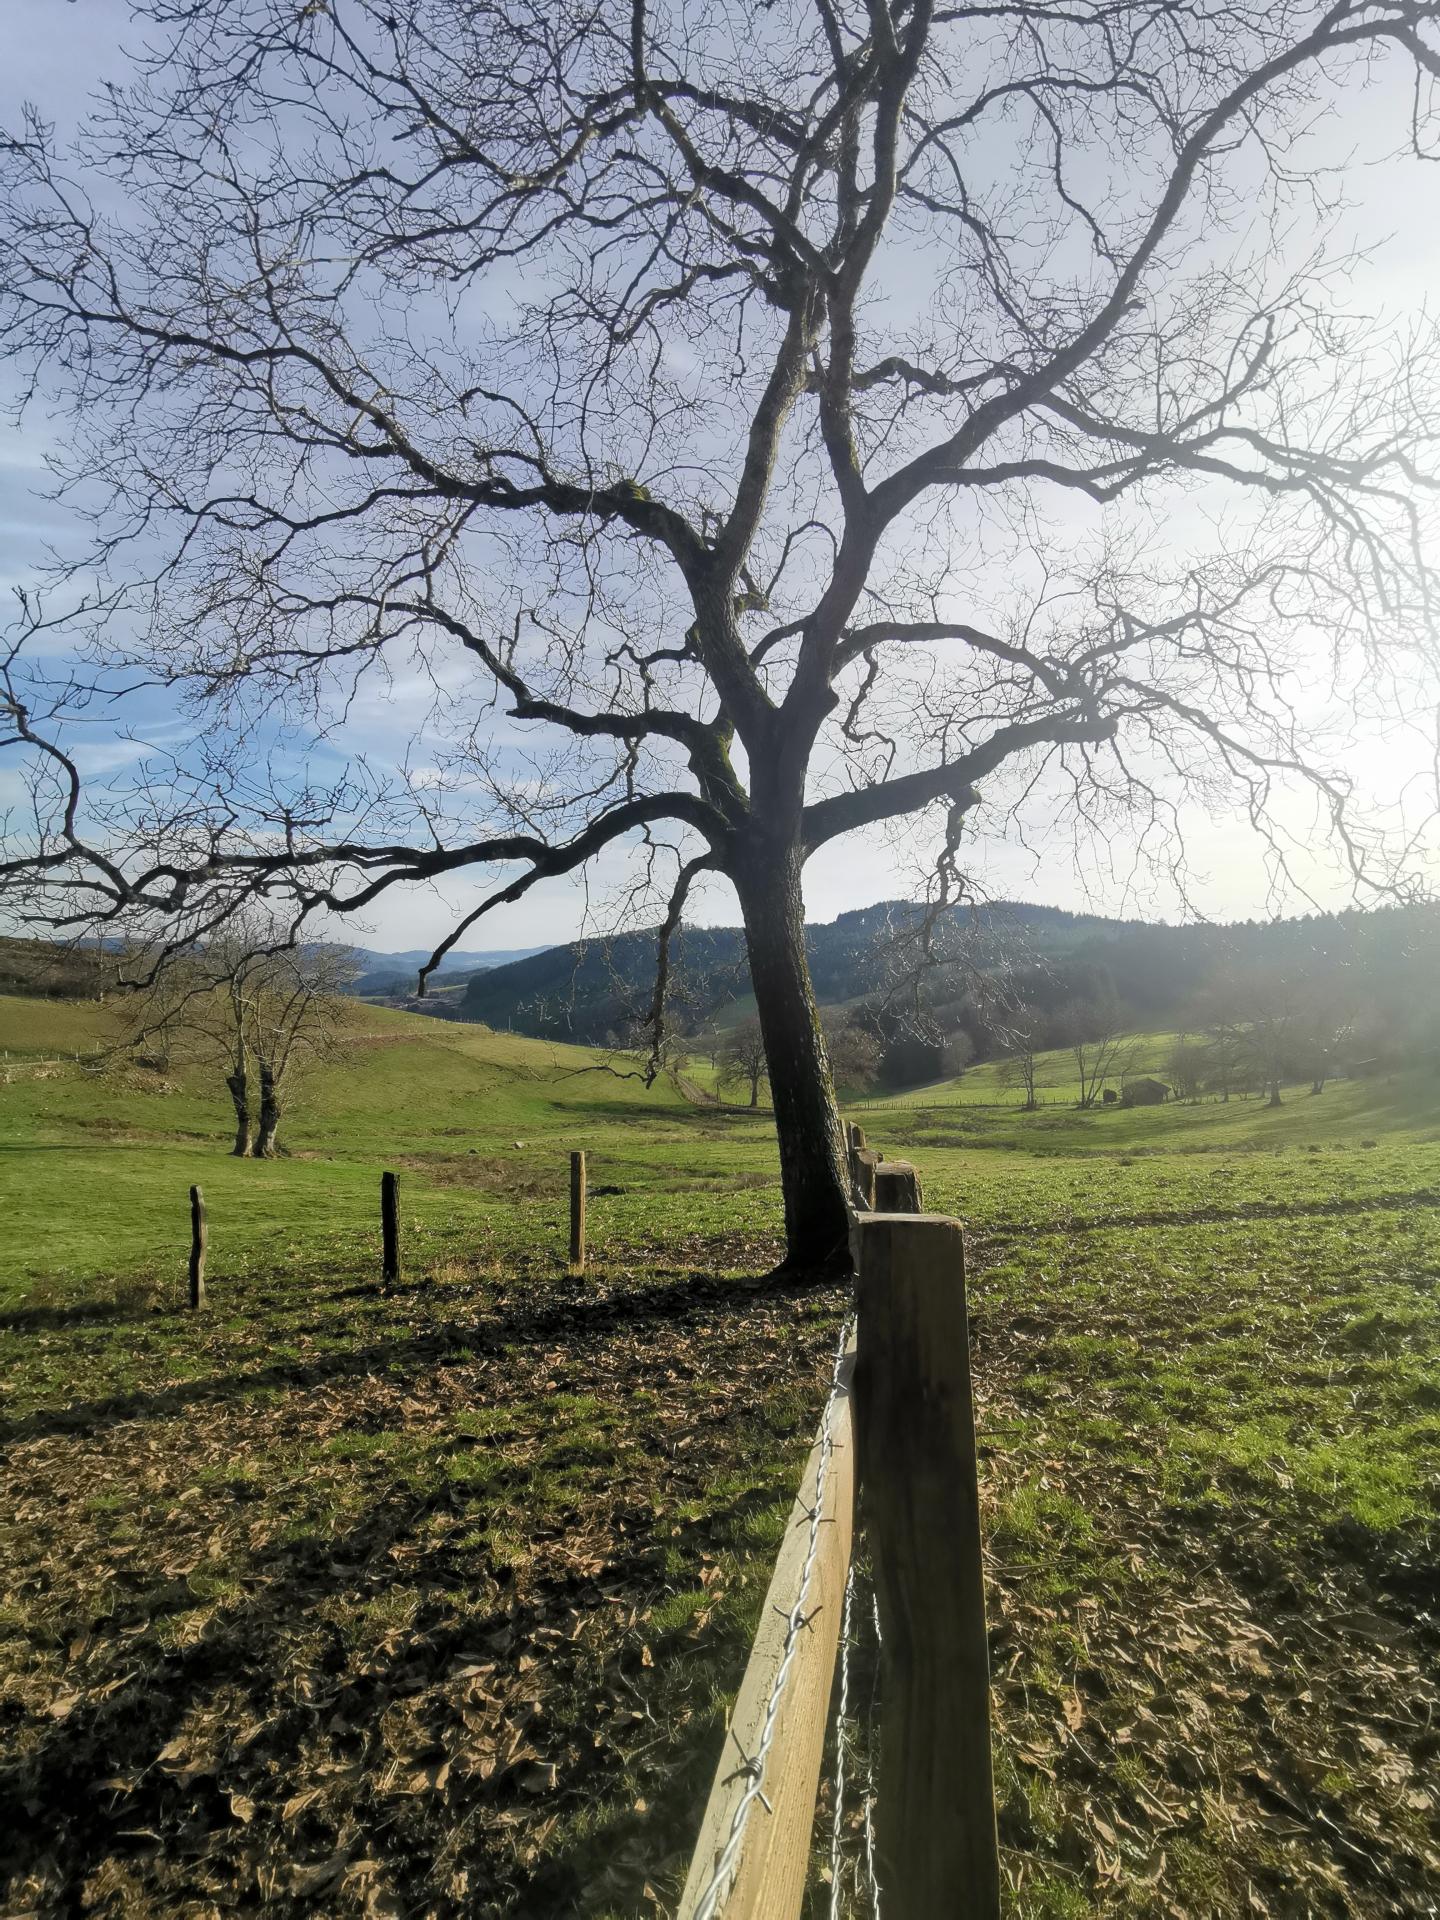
[861,1585,883,1915]
[688,1311,856,1920]
[828,1559,858,1920]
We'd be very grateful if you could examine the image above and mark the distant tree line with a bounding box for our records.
[683,901,1440,1106]
[853,903,1440,1100]
[991,930,1440,1111]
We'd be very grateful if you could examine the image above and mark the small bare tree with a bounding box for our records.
[247,947,354,1156]
[1187,989,1247,1103]
[1165,1039,1207,1103]
[3,2,1440,1265]
[941,1029,976,1081]
[822,1012,883,1093]
[718,1018,770,1110]
[118,930,262,1153]
[119,933,353,1155]
[1067,1000,1135,1108]
[999,1027,1042,1111]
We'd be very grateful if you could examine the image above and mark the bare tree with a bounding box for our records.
[718,1017,770,1109]
[247,946,355,1156]
[118,933,353,1155]
[1067,999,1135,1108]
[118,930,263,1154]
[1296,985,1350,1095]
[999,1028,1042,1111]
[1186,983,1248,1102]
[941,1029,975,1080]
[822,1011,883,1092]
[3,2,1440,1266]
[1214,958,1346,1107]
[1165,1038,1207,1103]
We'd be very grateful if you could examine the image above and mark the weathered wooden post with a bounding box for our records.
[569,1150,587,1272]
[381,1170,401,1289]
[187,1185,207,1311]
[853,1213,999,1919]
[851,1146,882,1210]
[872,1157,922,1212]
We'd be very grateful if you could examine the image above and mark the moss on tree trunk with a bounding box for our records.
[225,1069,252,1158]
[254,1062,282,1158]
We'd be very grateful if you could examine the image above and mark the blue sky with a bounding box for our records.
[3,2,1439,954]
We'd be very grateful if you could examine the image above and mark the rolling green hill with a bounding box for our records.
[0,993,710,1289]
[6,990,1439,1291]
[459,897,1440,1067]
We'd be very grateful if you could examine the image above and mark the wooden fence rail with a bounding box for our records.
[677,1327,856,1920]
[677,1122,999,1920]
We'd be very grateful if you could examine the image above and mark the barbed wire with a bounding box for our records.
[824,1552,884,1920]
[861,1588,883,1913]
[828,1560,857,1920]
[688,1309,856,1920]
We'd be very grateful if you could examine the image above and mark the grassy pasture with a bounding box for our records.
[850,1029,1181,1109]
[0,992,1438,1917]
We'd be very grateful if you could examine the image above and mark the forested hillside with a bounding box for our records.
[459,898,1440,1083]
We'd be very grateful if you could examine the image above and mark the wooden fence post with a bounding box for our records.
[569,1150,587,1272]
[872,1158,922,1212]
[853,1213,999,1919]
[381,1170,401,1289]
[851,1146,882,1210]
[188,1185,207,1310]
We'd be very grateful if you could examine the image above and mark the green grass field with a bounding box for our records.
[1,993,1438,1917]
[853,1028,1186,1109]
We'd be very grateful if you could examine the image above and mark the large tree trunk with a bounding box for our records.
[735,841,852,1270]
[254,1062,282,1157]
[225,1068,252,1157]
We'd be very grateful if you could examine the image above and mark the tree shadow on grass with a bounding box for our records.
[0,1266,843,1448]
[0,1474,699,1916]
[0,1299,133,1334]
[0,1369,802,1916]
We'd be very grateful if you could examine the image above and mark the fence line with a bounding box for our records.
[676,1120,999,1920]
[678,1316,857,1920]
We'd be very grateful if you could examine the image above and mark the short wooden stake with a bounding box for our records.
[569,1150,586,1271]
[854,1213,999,1919]
[381,1170,401,1289]
[188,1185,207,1311]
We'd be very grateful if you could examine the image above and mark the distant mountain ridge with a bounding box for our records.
[354,946,550,971]
[0,934,551,1004]
[456,899,1134,1042]
[346,944,550,995]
